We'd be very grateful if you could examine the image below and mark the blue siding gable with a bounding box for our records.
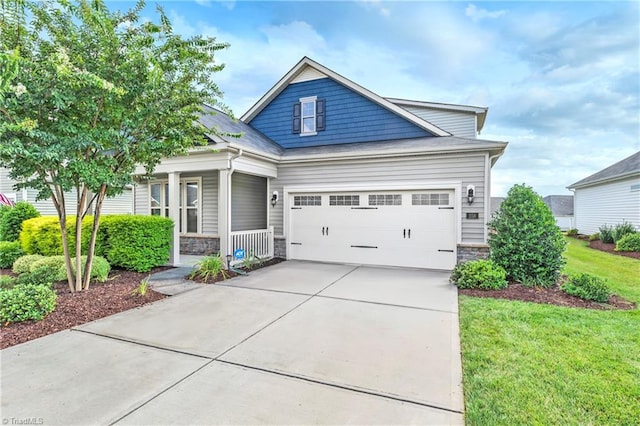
[249,78,433,149]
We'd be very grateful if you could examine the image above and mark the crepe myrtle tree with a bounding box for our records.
[0,0,232,292]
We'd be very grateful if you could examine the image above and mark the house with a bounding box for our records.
[490,197,505,217]
[568,151,640,235]
[133,57,508,269]
[543,195,574,231]
[0,167,134,215]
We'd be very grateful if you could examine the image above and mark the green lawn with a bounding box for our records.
[459,238,640,425]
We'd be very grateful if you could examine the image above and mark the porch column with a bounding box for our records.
[168,171,181,266]
[218,169,231,265]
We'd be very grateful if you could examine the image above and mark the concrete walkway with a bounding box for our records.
[148,266,199,296]
[1,261,464,425]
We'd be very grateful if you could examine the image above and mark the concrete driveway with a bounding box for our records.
[1,261,464,425]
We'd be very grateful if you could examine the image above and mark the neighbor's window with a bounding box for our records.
[149,179,201,233]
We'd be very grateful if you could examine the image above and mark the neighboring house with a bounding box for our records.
[490,197,505,217]
[134,57,508,269]
[543,195,574,231]
[0,167,134,216]
[568,151,640,235]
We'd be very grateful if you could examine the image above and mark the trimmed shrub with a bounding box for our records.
[0,275,16,290]
[65,256,111,282]
[30,256,67,282]
[589,233,600,242]
[15,267,55,287]
[12,254,45,275]
[562,273,611,303]
[0,284,57,323]
[20,216,93,256]
[615,233,640,252]
[612,221,636,243]
[99,215,172,272]
[488,184,566,287]
[599,224,614,244]
[0,201,40,241]
[0,241,24,268]
[450,259,508,290]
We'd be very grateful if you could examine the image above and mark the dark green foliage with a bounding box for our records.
[488,184,566,287]
[0,284,57,323]
[450,260,508,290]
[615,233,640,252]
[562,273,611,303]
[611,222,636,243]
[98,215,172,272]
[599,225,614,244]
[0,275,16,290]
[12,254,44,275]
[189,254,228,281]
[0,201,40,241]
[15,267,54,287]
[0,240,24,268]
[566,229,578,237]
[20,216,93,256]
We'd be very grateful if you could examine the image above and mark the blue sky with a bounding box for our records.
[118,0,638,196]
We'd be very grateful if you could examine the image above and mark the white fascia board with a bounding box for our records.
[386,97,488,114]
[241,57,451,137]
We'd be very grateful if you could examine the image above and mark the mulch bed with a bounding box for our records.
[0,267,171,349]
[588,239,640,259]
[459,282,636,311]
[187,257,284,284]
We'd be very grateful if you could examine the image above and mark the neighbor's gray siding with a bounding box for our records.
[1,167,78,215]
[232,172,267,231]
[574,176,640,235]
[403,106,477,138]
[270,153,487,243]
[134,171,218,235]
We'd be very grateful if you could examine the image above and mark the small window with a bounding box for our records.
[293,97,325,135]
[412,193,449,206]
[294,195,322,206]
[330,195,360,206]
[369,194,402,206]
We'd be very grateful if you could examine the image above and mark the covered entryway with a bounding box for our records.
[288,190,457,269]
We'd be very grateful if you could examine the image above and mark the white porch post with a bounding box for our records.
[168,171,181,266]
[218,169,231,265]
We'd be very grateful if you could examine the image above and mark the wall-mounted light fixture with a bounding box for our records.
[271,190,279,207]
[466,185,475,205]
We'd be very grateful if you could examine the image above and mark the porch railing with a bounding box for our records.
[230,226,274,264]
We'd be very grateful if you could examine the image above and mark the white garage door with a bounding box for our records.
[288,190,456,270]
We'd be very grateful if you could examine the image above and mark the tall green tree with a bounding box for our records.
[0,0,230,291]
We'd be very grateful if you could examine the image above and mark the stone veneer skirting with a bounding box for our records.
[274,237,287,259]
[456,243,490,263]
[180,236,220,255]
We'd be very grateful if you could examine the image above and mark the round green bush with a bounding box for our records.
[12,254,44,275]
[0,284,57,323]
[450,259,508,290]
[615,233,640,252]
[30,256,67,281]
[488,184,566,287]
[63,256,111,283]
[562,273,611,303]
[0,201,40,242]
[0,241,24,268]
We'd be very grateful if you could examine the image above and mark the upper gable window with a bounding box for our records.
[293,96,325,136]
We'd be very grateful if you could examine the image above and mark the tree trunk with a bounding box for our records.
[51,185,75,292]
[82,184,107,290]
[75,185,87,292]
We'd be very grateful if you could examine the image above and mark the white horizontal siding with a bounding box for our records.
[270,154,487,243]
[100,189,133,215]
[574,176,640,235]
[404,106,476,138]
[291,68,327,84]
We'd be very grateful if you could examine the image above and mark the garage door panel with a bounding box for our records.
[289,190,456,270]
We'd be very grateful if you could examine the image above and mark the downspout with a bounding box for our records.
[484,152,504,243]
[226,149,243,267]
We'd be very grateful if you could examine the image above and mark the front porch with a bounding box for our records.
[134,147,278,267]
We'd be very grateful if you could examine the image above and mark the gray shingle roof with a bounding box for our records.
[568,151,640,189]
[543,195,574,216]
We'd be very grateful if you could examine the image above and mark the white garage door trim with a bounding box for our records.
[284,181,462,269]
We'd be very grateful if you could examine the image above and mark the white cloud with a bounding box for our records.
[465,4,506,23]
[194,0,211,6]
